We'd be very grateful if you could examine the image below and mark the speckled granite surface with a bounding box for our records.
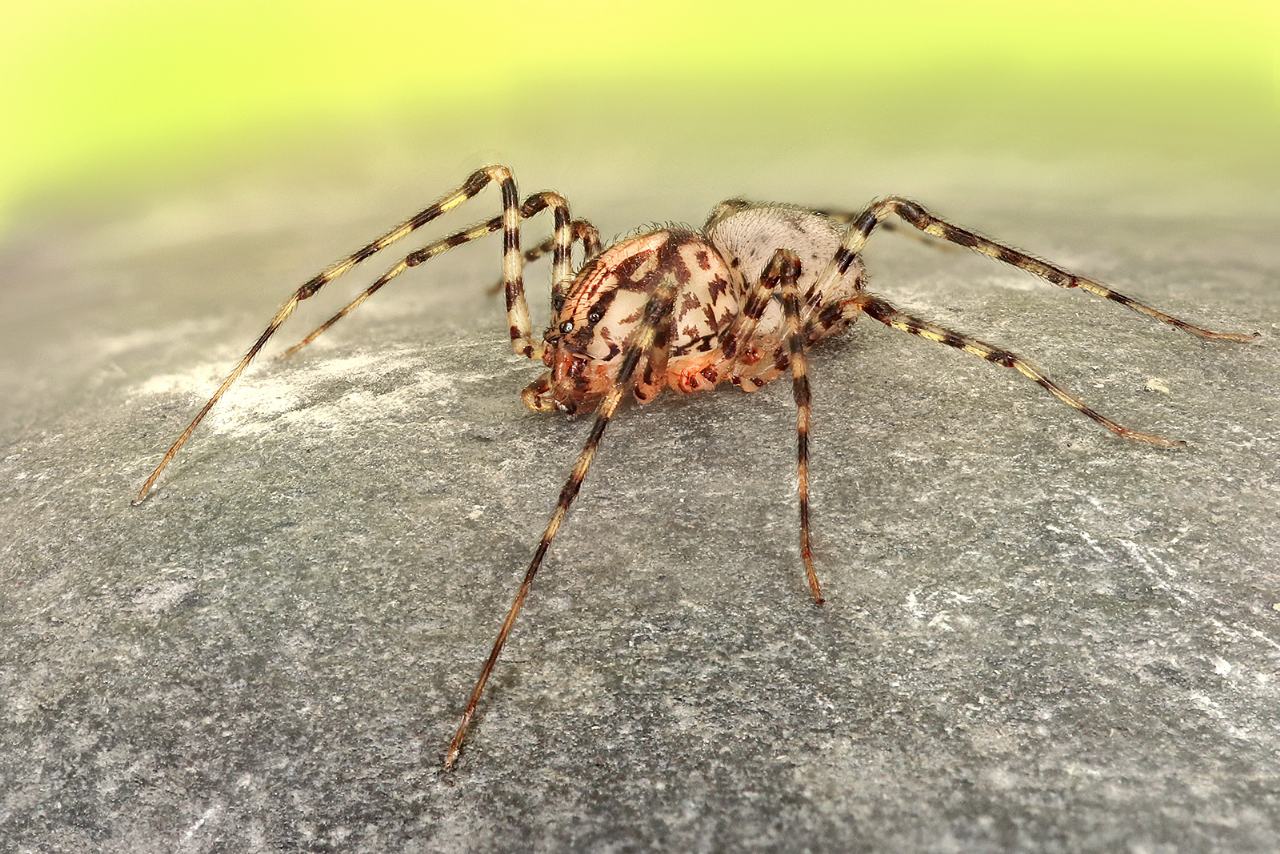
[2,140,1278,852]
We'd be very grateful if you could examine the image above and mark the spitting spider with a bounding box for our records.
[133,166,1257,770]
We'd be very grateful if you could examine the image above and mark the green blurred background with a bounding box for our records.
[2,0,1277,232]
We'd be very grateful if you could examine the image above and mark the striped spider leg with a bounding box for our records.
[798,196,1258,446]
[279,195,599,360]
[812,196,1259,342]
[705,247,826,603]
[443,245,841,769]
[443,271,681,770]
[812,204,963,254]
[133,167,576,503]
[485,219,602,297]
[768,249,823,604]
[840,293,1185,445]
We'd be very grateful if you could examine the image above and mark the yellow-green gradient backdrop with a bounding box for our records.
[3,0,1277,229]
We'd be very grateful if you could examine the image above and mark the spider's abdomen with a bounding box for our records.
[705,202,865,334]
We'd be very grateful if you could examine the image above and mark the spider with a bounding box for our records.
[132,166,1257,770]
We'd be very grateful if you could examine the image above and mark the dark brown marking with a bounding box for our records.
[833,246,854,274]
[996,247,1021,265]
[852,210,878,237]
[613,250,657,288]
[792,379,810,408]
[891,198,927,225]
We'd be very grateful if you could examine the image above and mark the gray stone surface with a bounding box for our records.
[2,141,1278,852]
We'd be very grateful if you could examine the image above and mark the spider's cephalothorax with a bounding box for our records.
[133,165,1257,770]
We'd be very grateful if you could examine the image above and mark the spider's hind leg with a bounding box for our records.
[821,197,1258,342]
[812,206,962,253]
[848,292,1185,447]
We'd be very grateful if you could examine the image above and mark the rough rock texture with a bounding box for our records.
[1,144,1277,852]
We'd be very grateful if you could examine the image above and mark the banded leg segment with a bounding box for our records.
[486,219,602,296]
[134,165,531,504]
[813,206,960,253]
[852,293,1184,447]
[443,273,682,771]
[717,249,791,391]
[281,192,575,359]
[769,249,824,605]
[817,197,1257,342]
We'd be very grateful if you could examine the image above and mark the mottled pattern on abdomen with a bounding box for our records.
[705,202,865,342]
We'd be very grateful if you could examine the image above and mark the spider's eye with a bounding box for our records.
[559,320,574,334]
[587,310,602,324]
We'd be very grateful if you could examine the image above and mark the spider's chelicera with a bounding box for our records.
[133,166,1257,770]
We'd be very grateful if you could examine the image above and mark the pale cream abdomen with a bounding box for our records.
[705,203,865,339]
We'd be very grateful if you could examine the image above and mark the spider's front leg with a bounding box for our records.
[280,194,598,360]
[485,219,602,297]
[444,273,682,770]
[134,166,576,502]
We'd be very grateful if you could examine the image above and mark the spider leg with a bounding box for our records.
[816,197,1258,342]
[633,315,672,404]
[813,207,961,253]
[135,165,535,504]
[715,256,793,393]
[280,193,576,358]
[703,249,824,601]
[717,248,784,378]
[845,293,1185,447]
[704,198,954,253]
[770,250,825,605]
[485,219,602,296]
[443,274,681,771]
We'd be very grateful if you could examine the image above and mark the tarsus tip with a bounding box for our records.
[1211,329,1261,343]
